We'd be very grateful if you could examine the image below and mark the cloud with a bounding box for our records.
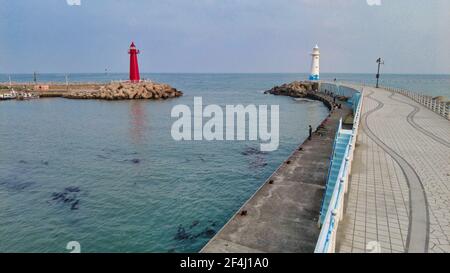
[66,0,81,6]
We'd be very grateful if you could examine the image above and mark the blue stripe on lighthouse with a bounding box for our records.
[309,74,319,81]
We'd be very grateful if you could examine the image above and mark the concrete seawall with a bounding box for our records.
[201,91,353,253]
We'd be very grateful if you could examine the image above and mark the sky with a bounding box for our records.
[0,0,449,74]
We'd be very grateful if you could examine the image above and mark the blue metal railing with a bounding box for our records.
[325,118,342,189]
[319,118,343,224]
[315,83,364,253]
[316,141,350,252]
[316,137,351,252]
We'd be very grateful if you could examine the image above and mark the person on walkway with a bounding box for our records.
[308,125,312,140]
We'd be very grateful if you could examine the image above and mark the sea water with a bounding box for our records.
[0,73,328,252]
[0,73,448,252]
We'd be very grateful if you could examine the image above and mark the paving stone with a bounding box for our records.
[336,86,450,253]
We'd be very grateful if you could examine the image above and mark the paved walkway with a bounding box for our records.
[336,87,450,253]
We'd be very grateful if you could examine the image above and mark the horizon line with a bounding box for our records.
[1,72,450,76]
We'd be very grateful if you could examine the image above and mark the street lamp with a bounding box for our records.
[65,74,69,91]
[376,58,384,88]
[33,71,38,84]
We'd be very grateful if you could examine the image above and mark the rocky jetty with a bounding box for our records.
[64,81,183,100]
[264,81,317,98]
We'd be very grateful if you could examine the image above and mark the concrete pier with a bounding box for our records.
[0,82,101,97]
[202,92,352,253]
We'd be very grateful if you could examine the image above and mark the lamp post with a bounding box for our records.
[376,58,384,88]
[33,71,38,84]
[65,74,69,91]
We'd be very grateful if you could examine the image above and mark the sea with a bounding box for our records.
[0,73,448,252]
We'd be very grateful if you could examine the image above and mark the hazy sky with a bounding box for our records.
[0,0,449,74]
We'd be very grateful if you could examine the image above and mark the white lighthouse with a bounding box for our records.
[309,44,320,81]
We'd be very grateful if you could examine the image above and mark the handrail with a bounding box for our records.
[379,85,449,120]
[316,141,350,252]
[319,118,342,222]
[315,83,364,253]
[328,80,449,120]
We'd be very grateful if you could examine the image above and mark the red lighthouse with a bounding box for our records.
[128,42,140,83]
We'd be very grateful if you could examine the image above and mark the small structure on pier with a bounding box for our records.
[128,42,141,83]
[33,85,50,91]
[309,44,320,81]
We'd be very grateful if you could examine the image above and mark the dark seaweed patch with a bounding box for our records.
[51,187,81,210]
[241,147,268,156]
[8,181,34,190]
[173,221,216,241]
[97,148,140,163]
[189,220,200,229]
[242,146,268,169]
[65,186,80,193]
[249,158,268,168]
[71,200,80,210]
[195,227,216,238]
[122,158,141,164]
[0,176,35,191]
[167,248,176,253]
[174,225,190,240]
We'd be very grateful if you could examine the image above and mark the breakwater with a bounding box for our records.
[65,81,182,100]
[0,81,183,100]
[202,83,353,253]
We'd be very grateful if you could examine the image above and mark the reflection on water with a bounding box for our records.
[129,101,147,145]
